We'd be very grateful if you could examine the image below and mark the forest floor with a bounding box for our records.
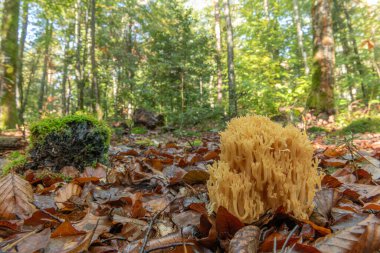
[0,127,380,253]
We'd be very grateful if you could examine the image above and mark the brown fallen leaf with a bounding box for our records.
[216,206,245,240]
[51,220,86,238]
[54,183,82,209]
[73,211,111,244]
[183,169,210,184]
[1,228,51,253]
[314,214,380,253]
[321,158,347,167]
[0,172,36,219]
[228,225,260,253]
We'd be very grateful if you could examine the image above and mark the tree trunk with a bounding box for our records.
[62,31,70,115]
[75,0,84,111]
[306,0,335,115]
[90,0,102,118]
[223,0,237,117]
[263,0,269,20]
[332,0,354,102]
[20,56,38,119]
[38,21,52,115]
[16,0,28,123]
[213,0,223,104]
[292,0,309,75]
[342,2,367,103]
[0,0,20,129]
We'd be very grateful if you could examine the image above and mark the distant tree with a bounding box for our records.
[213,0,223,104]
[223,0,237,117]
[0,0,20,129]
[307,0,335,115]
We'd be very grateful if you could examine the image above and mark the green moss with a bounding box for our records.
[30,113,111,146]
[2,151,27,175]
[131,126,148,135]
[189,139,202,147]
[135,138,155,146]
[340,118,380,134]
[307,126,328,134]
[28,114,111,170]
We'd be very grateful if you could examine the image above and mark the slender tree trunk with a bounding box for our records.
[263,0,269,20]
[292,0,309,75]
[306,0,335,115]
[38,21,52,115]
[90,0,102,118]
[16,0,28,123]
[223,0,237,117]
[342,2,367,103]
[0,0,20,129]
[20,55,38,119]
[332,0,354,102]
[61,32,70,115]
[213,0,223,104]
[75,0,84,111]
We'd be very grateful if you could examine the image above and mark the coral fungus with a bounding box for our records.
[207,115,321,223]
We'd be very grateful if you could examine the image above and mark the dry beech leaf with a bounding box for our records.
[216,206,245,240]
[0,172,36,219]
[311,189,342,226]
[183,169,210,184]
[2,228,51,253]
[73,212,111,244]
[51,220,86,238]
[322,158,347,167]
[54,183,82,209]
[228,225,260,253]
[314,214,380,253]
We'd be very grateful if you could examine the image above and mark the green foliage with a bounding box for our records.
[2,151,27,175]
[131,126,148,135]
[340,118,380,134]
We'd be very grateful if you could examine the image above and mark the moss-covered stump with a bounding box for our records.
[29,115,111,171]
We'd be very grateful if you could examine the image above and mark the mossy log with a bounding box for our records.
[0,136,26,151]
[28,115,111,171]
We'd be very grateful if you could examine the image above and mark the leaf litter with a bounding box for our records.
[0,131,379,252]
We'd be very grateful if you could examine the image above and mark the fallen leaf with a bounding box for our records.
[2,228,51,253]
[183,169,210,184]
[54,183,82,209]
[216,206,244,240]
[314,214,380,253]
[228,225,260,253]
[0,172,36,219]
[322,158,347,167]
[51,220,86,238]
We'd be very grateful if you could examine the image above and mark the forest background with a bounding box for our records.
[0,0,379,131]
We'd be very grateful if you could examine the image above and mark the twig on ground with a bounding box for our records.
[145,242,195,253]
[139,197,177,253]
[280,225,299,253]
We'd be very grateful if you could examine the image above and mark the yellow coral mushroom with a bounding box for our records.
[207,115,322,223]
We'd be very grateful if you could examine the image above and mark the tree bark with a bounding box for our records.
[213,0,223,104]
[75,0,85,111]
[306,0,335,115]
[332,0,354,102]
[90,0,102,118]
[292,0,309,75]
[62,31,70,115]
[342,2,367,103]
[0,0,20,129]
[38,21,52,115]
[223,0,237,117]
[16,0,28,123]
